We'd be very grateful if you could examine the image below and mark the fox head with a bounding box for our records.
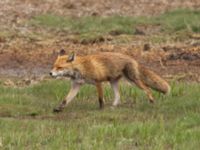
[50,49,77,78]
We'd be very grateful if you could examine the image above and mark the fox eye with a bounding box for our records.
[56,66,62,70]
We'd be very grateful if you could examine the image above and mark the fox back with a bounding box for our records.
[50,52,139,83]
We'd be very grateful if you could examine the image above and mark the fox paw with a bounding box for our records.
[112,102,120,107]
[149,99,155,103]
[53,107,63,113]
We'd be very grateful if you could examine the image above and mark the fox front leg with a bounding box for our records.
[53,81,81,113]
[110,80,121,107]
[96,82,104,109]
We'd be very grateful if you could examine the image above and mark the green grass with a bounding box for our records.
[1,79,200,149]
[157,9,200,33]
[31,15,140,35]
[29,9,200,43]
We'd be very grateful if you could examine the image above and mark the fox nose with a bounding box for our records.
[49,72,53,76]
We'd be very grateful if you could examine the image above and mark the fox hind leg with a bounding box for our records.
[124,65,155,103]
[129,79,154,103]
[126,74,154,103]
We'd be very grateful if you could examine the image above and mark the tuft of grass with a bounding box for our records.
[0,30,14,41]
[156,9,200,33]
[0,80,200,149]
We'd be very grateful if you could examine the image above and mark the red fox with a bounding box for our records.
[50,49,170,112]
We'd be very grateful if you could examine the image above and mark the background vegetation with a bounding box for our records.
[30,9,200,43]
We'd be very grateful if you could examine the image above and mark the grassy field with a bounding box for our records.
[0,79,200,149]
[30,9,200,43]
[1,8,200,150]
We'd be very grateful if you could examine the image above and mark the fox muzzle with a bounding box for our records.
[49,71,60,77]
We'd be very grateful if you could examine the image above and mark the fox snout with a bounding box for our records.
[49,71,58,77]
[49,69,68,78]
[49,71,54,76]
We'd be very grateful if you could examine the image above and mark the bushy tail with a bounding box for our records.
[139,65,170,94]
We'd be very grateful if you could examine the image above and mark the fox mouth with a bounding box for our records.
[50,69,83,80]
[49,70,64,77]
[50,70,76,78]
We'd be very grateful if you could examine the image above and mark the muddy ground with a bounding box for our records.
[0,0,200,83]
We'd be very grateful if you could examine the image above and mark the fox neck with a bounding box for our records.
[61,68,95,84]
[62,69,81,79]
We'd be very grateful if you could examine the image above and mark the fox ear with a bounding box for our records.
[67,52,75,62]
[59,49,66,56]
